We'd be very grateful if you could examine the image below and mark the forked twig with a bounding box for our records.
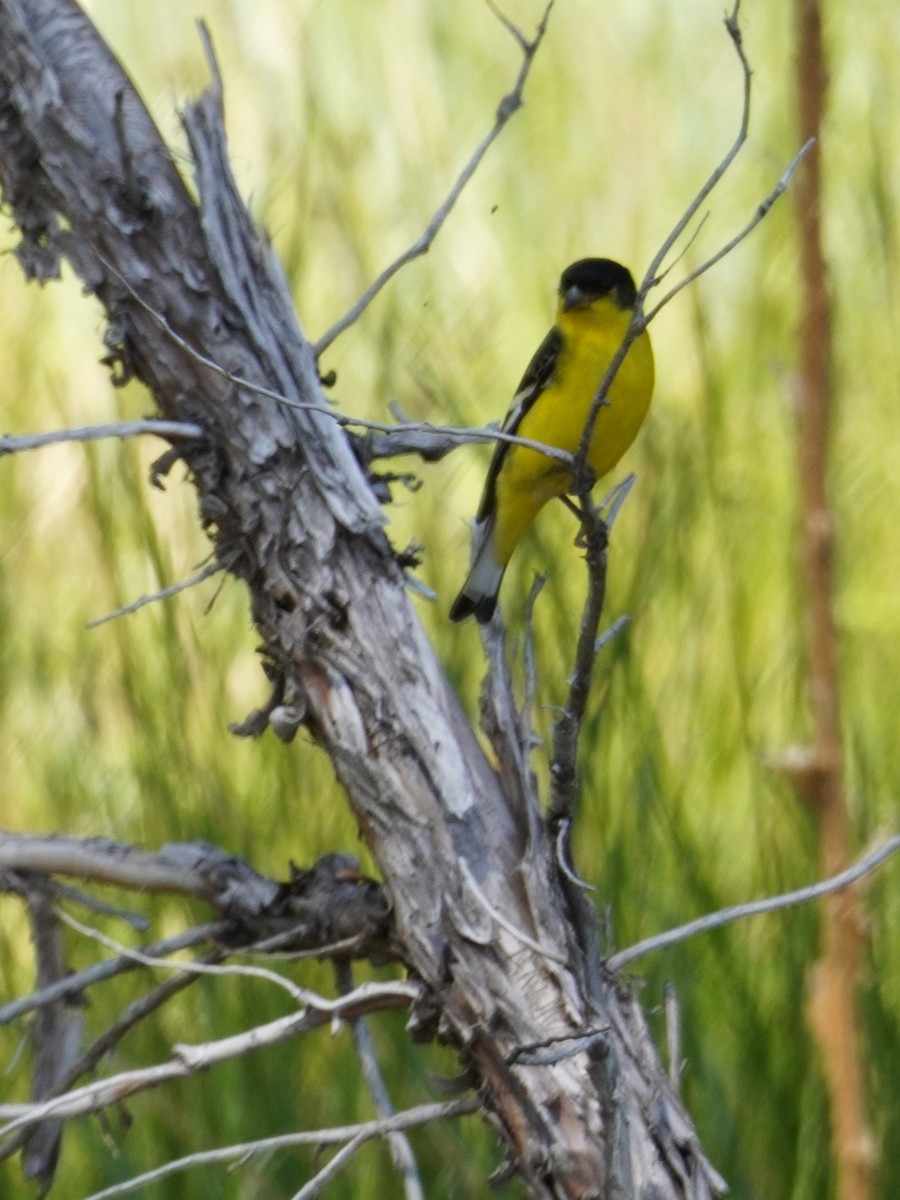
[572,1,801,482]
[312,1,554,358]
[0,982,417,1140]
[78,1098,478,1200]
[644,136,814,323]
[0,946,223,1169]
[551,1,810,853]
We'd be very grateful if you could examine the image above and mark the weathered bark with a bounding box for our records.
[0,2,724,1195]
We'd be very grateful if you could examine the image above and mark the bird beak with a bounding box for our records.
[562,284,587,312]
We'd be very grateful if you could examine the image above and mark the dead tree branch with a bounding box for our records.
[0,419,203,456]
[609,836,900,971]
[0,980,417,1138]
[79,1097,478,1200]
[312,1,553,358]
[0,2,722,1195]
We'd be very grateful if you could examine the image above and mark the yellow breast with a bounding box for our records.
[489,300,654,564]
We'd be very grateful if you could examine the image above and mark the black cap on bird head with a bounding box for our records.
[559,258,637,312]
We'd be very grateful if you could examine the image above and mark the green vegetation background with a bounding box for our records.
[1,0,897,1196]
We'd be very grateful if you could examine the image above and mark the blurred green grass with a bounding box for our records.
[1,0,898,1196]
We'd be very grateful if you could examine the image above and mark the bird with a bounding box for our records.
[449,257,654,624]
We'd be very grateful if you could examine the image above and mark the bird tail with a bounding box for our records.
[449,519,504,624]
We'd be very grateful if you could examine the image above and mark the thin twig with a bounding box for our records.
[643,136,814,323]
[312,1,554,358]
[99,253,574,468]
[653,211,711,286]
[0,983,417,1138]
[0,949,223,1169]
[554,820,594,892]
[56,908,344,1009]
[0,421,203,457]
[340,413,574,466]
[86,561,223,628]
[608,835,900,971]
[0,833,279,906]
[595,614,629,654]
[291,1130,379,1200]
[22,893,79,1189]
[236,930,372,960]
[547,477,635,824]
[643,1,752,292]
[77,1099,477,1200]
[334,962,424,1200]
[0,925,219,1026]
[520,573,547,755]
[0,870,149,932]
[572,3,752,482]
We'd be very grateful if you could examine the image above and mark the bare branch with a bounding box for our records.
[569,4,804,498]
[644,136,815,323]
[0,420,203,457]
[0,948,222,1170]
[547,476,635,825]
[86,561,223,628]
[595,613,629,654]
[0,925,217,1027]
[352,418,567,468]
[570,3,750,485]
[79,1098,478,1200]
[458,861,567,966]
[350,415,575,466]
[334,962,424,1200]
[0,982,417,1140]
[99,251,575,469]
[22,893,81,1190]
[55,908,322,1008]
[477,597,544,838]
[608,835,900,971]
[507,1029,607,1067]
[329,966,423,1200]
[554,820,595,892]
[1,869,149,931]
[643,0,751,291]
[0,835,394,998]
[0,834,281,904]
[312,2,554,357]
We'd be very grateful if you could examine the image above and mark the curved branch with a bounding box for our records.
[312,2,553,357]
[609,836,900,971]
[80,1098,478,1200]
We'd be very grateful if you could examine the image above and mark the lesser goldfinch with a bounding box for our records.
[449,257,654,623]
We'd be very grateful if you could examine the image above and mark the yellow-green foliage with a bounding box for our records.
[1,1,898,1197]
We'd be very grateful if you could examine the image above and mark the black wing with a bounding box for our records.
[476,325,563,522]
